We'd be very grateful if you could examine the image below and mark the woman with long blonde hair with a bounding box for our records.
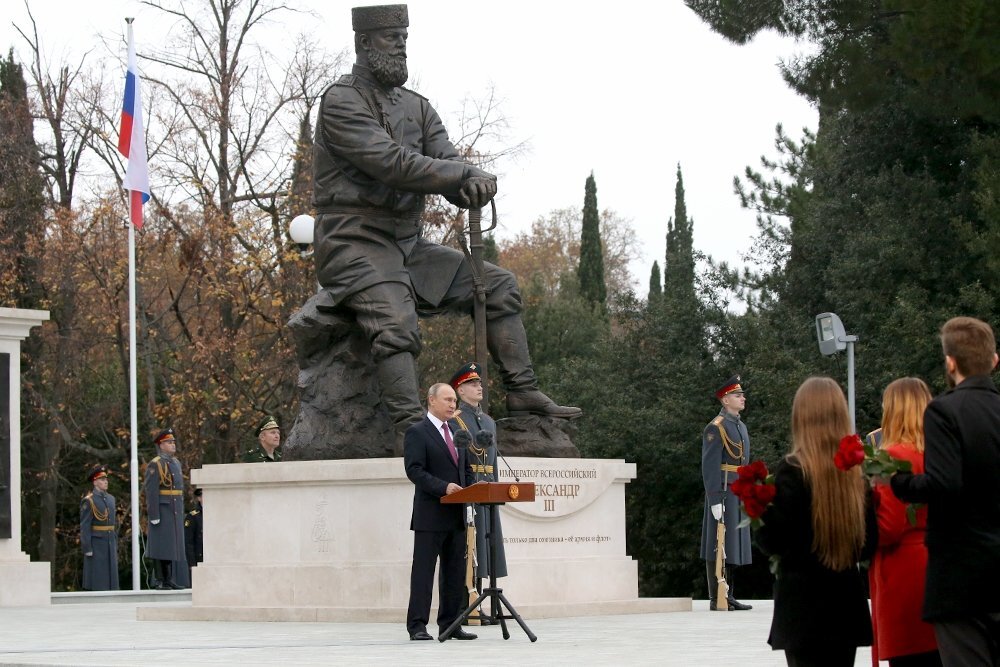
[870,378,941,667]
[758,376,877,667]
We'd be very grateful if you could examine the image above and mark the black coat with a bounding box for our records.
[891,375,1000,621]
[403,417,469,532]
[756,459,877,652]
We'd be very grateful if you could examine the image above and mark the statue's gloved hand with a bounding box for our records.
[711,504,723,521]
[458,166,497,209]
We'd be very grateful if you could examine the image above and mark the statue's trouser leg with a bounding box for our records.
[344,283,424,437]
[434,259,581,417]
[431,259,535,390]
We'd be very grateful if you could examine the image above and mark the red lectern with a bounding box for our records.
[440,481,537,642]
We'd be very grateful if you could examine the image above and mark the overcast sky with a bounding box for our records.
[4,0,817,291]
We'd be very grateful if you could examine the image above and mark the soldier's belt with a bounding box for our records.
[92,525,115,532]
[159,489,183,495]
[471,464,494,474]
[721,464,740,473]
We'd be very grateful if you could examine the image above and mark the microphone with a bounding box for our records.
[476,429,518,482]
[453,429,472,449]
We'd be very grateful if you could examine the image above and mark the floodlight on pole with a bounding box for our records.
[815,312,859,433]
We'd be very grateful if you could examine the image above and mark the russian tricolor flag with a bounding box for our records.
[117,22,149,229]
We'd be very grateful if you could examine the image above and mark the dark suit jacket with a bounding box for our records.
[891,375,1000,620]
[404,417,469,532]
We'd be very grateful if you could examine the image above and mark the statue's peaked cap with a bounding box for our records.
[352,4,409,31]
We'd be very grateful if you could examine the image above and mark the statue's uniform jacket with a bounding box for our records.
[312,65,471,311]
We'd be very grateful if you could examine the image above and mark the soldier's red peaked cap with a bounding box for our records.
[715,375,744,400]
[352,4,408,32]
[87,465,108,482]
[154,428,175,445]
[449,362,482,391]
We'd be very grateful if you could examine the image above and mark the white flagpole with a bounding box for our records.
[125,17,142,591]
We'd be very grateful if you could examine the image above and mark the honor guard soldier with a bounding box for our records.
[81,465,119,590]
[448,362,506,624]
[185,488,204,581]
[144,428,189,589]
[701,375,753,611]
[244,415,282,462]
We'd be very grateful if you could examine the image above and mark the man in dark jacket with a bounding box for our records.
[403,382,476,641]
[892,316,1000,665]
[312,4,580,446]
[184,488,203,582]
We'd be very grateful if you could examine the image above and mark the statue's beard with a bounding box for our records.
[368,47,408,87]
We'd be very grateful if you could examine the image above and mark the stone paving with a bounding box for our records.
[0,599,877,666]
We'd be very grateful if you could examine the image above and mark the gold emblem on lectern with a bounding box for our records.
[508,484,520,500]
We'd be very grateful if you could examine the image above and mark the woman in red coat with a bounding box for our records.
[870,378,941,667]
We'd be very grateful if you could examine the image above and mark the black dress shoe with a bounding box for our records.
[727,598,753,611]
[409,631,433,641]
[442,629,478,640]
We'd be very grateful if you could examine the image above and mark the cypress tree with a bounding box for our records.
[0,49,46,309]
[648,260,662,303]
[577,172,606,305]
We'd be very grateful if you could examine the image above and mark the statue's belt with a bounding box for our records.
[315,205,421,220]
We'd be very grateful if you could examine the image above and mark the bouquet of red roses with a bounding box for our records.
[834,434,912,477]
[835,433,919,525]
[731,460,776,529]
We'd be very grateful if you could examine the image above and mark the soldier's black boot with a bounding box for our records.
[487,315,582,419]
[376,352,425,455]
[154,560,172,590]
[725,566,752,611]
[706,561,724,611]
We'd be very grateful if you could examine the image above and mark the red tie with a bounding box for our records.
[442,423,457,465]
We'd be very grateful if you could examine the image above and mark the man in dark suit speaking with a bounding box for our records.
[404,382,477,641]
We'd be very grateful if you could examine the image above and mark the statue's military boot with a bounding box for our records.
[376,352,425,455]
[487,315,582,419]
[506,389,582,419]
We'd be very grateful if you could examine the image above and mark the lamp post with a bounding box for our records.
[815,312,859,433]
[288,214,315,256]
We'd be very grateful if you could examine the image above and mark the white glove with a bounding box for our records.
[85,552,93,557]
[711,504,723,521]
[151,519,160,525]
[466,506,474,525]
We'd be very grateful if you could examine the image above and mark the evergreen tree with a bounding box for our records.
[577,172,606,305]
[0,49,46,309]
[648,261,662,303]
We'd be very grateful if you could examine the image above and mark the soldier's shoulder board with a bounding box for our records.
[711,416,724,426]
[189,509,200,516]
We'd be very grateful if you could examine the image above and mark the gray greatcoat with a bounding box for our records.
[144,454,186,563]
[81,489,118,590]
[450,401,507,579]
[699,410,753,566]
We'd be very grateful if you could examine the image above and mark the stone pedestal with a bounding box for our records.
[138,457,689,622]
[0,308,51,606]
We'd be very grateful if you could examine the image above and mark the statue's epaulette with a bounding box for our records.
[333,73,358,87]
[401,85,427,102]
